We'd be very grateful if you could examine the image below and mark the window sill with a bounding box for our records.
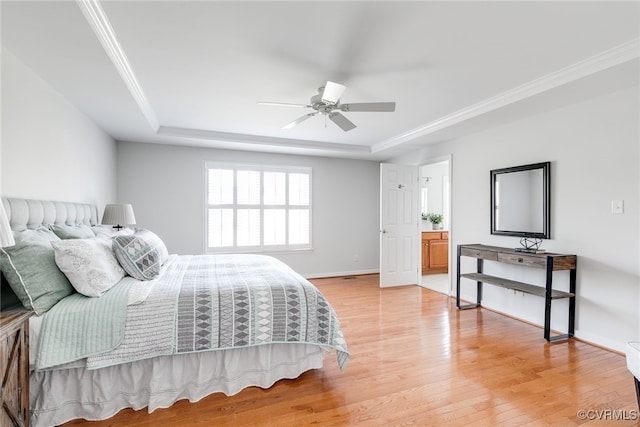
[205,248,314,255]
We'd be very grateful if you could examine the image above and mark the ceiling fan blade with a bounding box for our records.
[258,102,311,108]
[282,112,318,129]
[340,102,396,112]
[328,112,356,132]
[321,81,347,105]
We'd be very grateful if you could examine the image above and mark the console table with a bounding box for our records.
[456,244,577,342]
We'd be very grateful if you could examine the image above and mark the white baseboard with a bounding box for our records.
[460,299,625,355]
[304,269,379,280]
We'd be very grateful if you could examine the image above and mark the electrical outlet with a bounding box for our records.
[353,254,359,263]
[611,200,624,214]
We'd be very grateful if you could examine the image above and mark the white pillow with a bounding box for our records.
[51,238,126,297]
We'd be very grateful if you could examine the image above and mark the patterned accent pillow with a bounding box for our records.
[51,238,126,297]
[112,229,169,281]
[0,227,75,315]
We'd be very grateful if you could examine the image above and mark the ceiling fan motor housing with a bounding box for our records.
[310,92,336,114]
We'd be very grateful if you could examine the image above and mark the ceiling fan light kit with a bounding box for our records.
[320,81,346,104]
[259,81,396,132]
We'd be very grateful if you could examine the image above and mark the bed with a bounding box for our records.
[0,197,349,427]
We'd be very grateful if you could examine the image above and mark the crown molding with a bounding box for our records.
[372,38,640,153]
[157,126,372,153]
[76,0,159,131]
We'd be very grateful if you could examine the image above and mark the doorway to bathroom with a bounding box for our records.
[419,156,451,295]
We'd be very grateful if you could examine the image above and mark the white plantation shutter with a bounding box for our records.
[208,209,233,247]
[289,173,310,205]
[208,169,233,204]
[205,163,312,252]
[237,209,260,246]
[264,172,286,205]
[289,209,309,245]
[237,170,260,204]
[264,209,286,246]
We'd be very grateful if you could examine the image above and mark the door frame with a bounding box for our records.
[418,154,453,295]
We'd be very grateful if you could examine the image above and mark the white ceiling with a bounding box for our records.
[2,1,639,160]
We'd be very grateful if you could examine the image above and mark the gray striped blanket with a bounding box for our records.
[38,254,349,371]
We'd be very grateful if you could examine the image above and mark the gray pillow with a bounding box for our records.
[0,227,75,314]
[91,225,114,239]
[112,229,168,281]
[50,224,96,239]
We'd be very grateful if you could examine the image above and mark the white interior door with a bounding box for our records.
[380,163,419,287]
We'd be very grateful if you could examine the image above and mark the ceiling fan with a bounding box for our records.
[258,81,396,132]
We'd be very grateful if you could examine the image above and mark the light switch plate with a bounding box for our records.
[611,200,624,214]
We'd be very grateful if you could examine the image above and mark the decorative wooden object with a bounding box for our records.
[456,244,576,341]
[1,308,32,427]
[421,231,448,274]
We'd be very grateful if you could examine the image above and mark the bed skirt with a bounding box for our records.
[30,343,328,427]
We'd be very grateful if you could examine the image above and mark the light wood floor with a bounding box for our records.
[65,274,638,426]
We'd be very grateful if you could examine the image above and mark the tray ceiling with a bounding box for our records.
[2,1,638,160]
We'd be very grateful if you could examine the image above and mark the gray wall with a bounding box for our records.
[1,48,116,209]
[116,141,380,277]
[390,84,639,353]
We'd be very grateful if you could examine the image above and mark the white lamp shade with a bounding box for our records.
[0,201,15,247]
[101,204,136,227]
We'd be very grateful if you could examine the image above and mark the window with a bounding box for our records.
[205,162,312,252]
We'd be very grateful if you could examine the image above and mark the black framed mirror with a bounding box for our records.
[490,161,550,239]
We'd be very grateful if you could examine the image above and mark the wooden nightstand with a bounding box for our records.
[0,308,33,427]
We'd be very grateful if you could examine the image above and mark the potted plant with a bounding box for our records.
[425,213,444,230]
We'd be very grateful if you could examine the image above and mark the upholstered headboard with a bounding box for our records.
[1,197,100,310]
[2,197,99,231]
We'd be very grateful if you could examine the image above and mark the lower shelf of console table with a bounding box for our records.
[456,244,577,342]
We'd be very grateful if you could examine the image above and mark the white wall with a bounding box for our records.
[116,141,380,277]
[1,48,116,208]
[390,84,639,353]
